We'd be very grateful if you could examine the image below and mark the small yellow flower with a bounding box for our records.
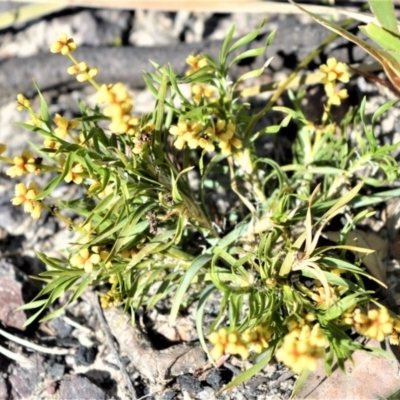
[390,319,400,345]
[100,288,122,308]
[95,246,112,269]
[98,83,133,112]
[169,120,203,150]
[43,138,60,151]
[276,324,326,374]
[67,62,98,82]
[266,277,277,288]
[187,133,215,153]
[186,54,208,75]
[208,327,249,360]
[97,83,134,135]
[361,308,393,342]
[26,116,42,128]
[312,284,337,307]
[64,163,84,184]
[207,119,241,154]
[109,115,140,136]
[70,248,101,272]
[131,122,155,153]
[325,83,348,106]
[16,94,30,111]
[53,114,80,139]
[50,33,77,55]
[242,325,273,354]
[6,150,37,177]
[320,57,350,84]
[191,83,214,104]
[11,182,43,219]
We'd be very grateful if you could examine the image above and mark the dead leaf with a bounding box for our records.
[324,230,388,284]
[294,339,400,400]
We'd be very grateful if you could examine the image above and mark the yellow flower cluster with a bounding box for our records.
[11,182,43,219]
[170,120,214,152]
[208,324,273,360]
[97,83,138,135]
[88,179,115,199]
[0,144,44,219]
[50,33,77,55]
[50,34,145,137]
[319,57,350,107]
[311,284,337,307]
[390,319,400,345]
[186,54,208,75]
[16,94,30,111]
[208,119,242,154]
[276,324,327,374]
[6,149,38,177]
[242,325,273,354]
[53,114,80,139]
[169,118,242,154]
[343,307,394,342]
[64,163,84,184]
[208,328,250,360]
[132,123,155,154]
[191,83,214,104]
[70,248,100,272]
[67,61,98,82]
[100,288,122,308]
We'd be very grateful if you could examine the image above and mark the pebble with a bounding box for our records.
[59,375,110,400]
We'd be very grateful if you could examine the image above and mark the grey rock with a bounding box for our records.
[0,277,26,329]
[8,354,44,399]
[59,375,110,400]
[0,374,9,400]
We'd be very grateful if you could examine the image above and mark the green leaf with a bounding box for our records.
[171,166,194,203]
[235,58,273,84]
[290,369,311,400]
[228,20,267,55]
[360,22,400,63]
[219,24,236,66]
[33,79,50,127]
[218,347,274,394]
[127,229,176,269]
[368,0,398,34]
[153,70,168,159]
[372,98,399,125]
[35,151,76,200]
[229,46,269,69]
[169,254,211,324]
[196,285,217,363]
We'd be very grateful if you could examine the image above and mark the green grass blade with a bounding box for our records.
[368,0,398,34]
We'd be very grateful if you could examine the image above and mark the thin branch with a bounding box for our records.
[0,327,69,355]
[88,292,138,400]
[0,343,34,368]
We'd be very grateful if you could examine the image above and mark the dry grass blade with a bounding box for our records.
[0,3,66,30]
[2,0,360,14]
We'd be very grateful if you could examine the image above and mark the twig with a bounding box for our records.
[137,390,163,400]
[89,292,138,400]
[0,343,34,368]
[223,361,242,375]
[0,327,70,355]
[63,315,93,335]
